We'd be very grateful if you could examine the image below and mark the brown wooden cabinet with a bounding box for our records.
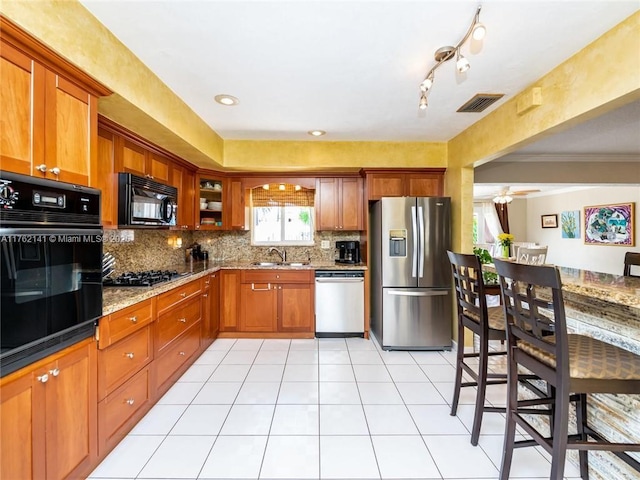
[201,272,220,350]
[0,338,97,480]
[316,177,364,231]
[229,179,248,230]
[170,163,196,230]
[195,173,225,230]
[220,270,240,332]
[362,168,446,200]
[238,270,314,334]
[120,138,170,183]
[0,20,108,186]
[96,128,118,227]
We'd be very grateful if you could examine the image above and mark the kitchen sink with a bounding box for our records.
[251,261,310,267]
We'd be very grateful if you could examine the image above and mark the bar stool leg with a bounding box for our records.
[450,321,465,416]
[550,383,571,480]
[471,333,489,445]
[576,393,589,480]
[500,351,518,480]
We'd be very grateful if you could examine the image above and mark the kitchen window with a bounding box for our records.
[250,184,314,246]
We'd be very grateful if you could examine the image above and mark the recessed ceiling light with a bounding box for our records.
[214,94,239,106]
[308,130,326,137]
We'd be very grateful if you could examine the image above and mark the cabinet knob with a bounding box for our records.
[180,292,186,298]
[202,294,208,298]
[178,318,186,323]
[36,164,47,173]
[49,167,61,176]
[125,398,135,406]
[179,351,186,356]
[145,174,154,180]
[49,368,60,377]
[129,316,137,323]
[124,352,135,359]
[37,374,49,383]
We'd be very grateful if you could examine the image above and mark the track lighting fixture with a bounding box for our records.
[418,5,486,110]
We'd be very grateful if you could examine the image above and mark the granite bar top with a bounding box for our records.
[102,261,367,316]
[486,263,640,309]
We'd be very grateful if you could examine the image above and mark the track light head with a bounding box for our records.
[472,23,486,40]
[456,50,470,73]
[419,93,428,110]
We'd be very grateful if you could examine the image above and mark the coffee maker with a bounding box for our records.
[336,241,360,264]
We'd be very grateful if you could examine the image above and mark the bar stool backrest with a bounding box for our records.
[447,251,490,333]
[623,251,640,277]
[493,259,567,379]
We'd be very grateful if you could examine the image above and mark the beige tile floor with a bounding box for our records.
[89,336,582,480]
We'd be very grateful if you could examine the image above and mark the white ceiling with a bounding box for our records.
[80,0,639,143]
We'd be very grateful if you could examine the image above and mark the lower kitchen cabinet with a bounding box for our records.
[153,322,201,396]
[201,272,220,350]
[0,338,97,480]
[220,269,240,332]
[238,270,315,335]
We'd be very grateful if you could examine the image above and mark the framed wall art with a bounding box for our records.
[584,202,635,246]
[561,210,580,238]
[541,214,558,228]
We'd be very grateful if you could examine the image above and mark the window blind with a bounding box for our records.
[251,184,314,207]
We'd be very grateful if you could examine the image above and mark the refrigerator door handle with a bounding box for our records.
[388,290,449,297]
[411,205,418,278]
[417,205,425,278]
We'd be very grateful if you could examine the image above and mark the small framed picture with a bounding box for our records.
[541,214,558,228]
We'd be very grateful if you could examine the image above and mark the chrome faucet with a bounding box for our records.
[268,247,286,262]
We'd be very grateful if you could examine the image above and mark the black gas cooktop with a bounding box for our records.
[103,270,180,287]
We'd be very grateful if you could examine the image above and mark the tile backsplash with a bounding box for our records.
[104,229,362,274]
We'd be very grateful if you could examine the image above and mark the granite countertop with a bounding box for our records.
[485,263,640,309]
[102,261,368,316]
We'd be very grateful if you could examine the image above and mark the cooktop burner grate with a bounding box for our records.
[103,270,180,287]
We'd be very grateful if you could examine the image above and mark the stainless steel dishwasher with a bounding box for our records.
[315,270,365,337]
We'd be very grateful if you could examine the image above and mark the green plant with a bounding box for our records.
[473,247,498,285]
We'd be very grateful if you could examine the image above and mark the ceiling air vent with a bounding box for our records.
[457,93,504,113]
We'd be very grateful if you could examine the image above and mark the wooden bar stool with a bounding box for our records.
[623,251,640,277]
[493,259,640,480]
[447,251,510,446]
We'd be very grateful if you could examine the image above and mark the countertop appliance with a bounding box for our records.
[118,172,177,227]
[0,171,103,377]
[370,197,451,350]
[336,240,360,264]
[103,270,181,287]
[315,270,365,337]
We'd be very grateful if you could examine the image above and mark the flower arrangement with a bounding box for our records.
[473,247,498,285]
[497,233,514,258]
[497,233,514,247]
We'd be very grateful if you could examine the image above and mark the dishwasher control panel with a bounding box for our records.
[315,270,364,279]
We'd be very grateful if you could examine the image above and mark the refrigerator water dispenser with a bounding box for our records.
[389,229,407,257]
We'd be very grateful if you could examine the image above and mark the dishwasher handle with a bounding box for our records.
[388,289,449,297]
[315,278,364,284]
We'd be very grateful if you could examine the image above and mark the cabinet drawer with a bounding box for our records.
[156,279,201,315]
[241,270,313,284]
[98,325,153,400]
[154,323,201,394]
[98,366,151,455]
[98,299,153,349]
[156,296,201,353]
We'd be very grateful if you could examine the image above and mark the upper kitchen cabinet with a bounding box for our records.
[195,173,225,230]
[170,163,196,230]
[316,177,364,231]
[362,168,446,200]
[0,18,110,185]
[96,127,117,227]
[228,178,249,230]
[119,138,170,183]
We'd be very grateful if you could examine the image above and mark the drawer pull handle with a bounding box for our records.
[180,292,187,298]
[205,280,210,285]
[124,352,135,359]
[179,351,186,356]
[203,294,208,298]
[129,316,137,323]
[251,283,271,291]
[178,318,186,323]
[49,368,60,377]
[125,398,135,405]
[37,373,49,383]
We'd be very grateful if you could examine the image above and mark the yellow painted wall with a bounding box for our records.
[224,140,447,170]
[0,0,225,168]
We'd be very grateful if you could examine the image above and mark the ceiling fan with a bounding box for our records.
[492,186,541,204]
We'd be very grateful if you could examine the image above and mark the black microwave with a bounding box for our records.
[118,173,177,227]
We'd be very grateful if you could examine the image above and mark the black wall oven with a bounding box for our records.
[0,171,102,377]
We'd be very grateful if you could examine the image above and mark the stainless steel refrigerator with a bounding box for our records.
[370,197,452,350]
